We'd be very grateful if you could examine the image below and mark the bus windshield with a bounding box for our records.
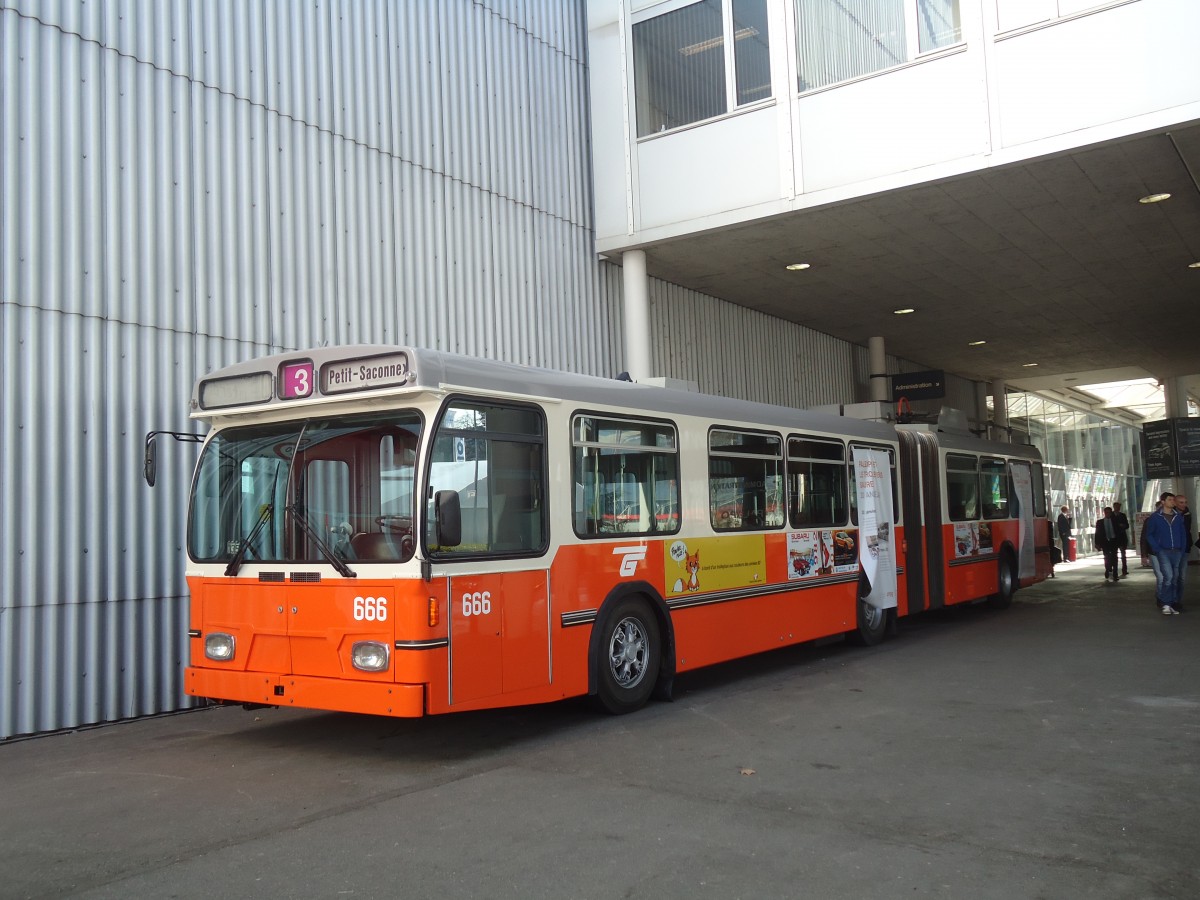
[189,412,423,566]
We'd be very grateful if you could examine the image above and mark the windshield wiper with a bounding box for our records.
[286,504,357,578]
[224,504,273,577]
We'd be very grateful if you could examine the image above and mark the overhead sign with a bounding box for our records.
[1177,418,1200,477]
[891,370,945,402]
[1142,418,1200,478]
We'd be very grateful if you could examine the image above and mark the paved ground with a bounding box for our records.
[3,555,1198,900]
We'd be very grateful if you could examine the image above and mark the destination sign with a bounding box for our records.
[321,352,412,394]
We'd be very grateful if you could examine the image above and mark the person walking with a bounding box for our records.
[1056,505,1073,564]
[1111,501,1131,576]
[1144,491,1188,615]
[1094,507,1121,582]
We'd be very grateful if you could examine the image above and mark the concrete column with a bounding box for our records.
[621,249,652,382]
[974,381,989,429]
[991,379,1008,441]
[868,336,888,402]
[1163,376,1189,419]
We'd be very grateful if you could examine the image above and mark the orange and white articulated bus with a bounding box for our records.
[149,345,1051,718]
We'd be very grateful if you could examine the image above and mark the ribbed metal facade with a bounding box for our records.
[1,0,936,739]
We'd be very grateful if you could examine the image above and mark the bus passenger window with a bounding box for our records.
[572,415,678,538]
[980,457,1009,520]
[787,437,846,528]
[945,453,979,522]
[709,429,783,532]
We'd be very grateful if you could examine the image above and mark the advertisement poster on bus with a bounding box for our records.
[852,448,897,610]
[1010,462,1036,578]
[786,530,857,580]
[954,523,981,557]
[664,535,765,595]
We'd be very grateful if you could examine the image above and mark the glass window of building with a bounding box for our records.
[795,0,961,92]
[633,0,772,137]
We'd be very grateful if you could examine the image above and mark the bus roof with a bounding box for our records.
[190,345,1038,460]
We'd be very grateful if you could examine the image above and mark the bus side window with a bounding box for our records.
[709,429,783,532]
[787,436,846,529]
[945,453,979,522]
[571,415,679,538]
[980,457,1008,520]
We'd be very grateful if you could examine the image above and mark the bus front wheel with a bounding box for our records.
[593,597,660,715]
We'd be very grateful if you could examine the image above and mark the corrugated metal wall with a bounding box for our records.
[0,0,949,740]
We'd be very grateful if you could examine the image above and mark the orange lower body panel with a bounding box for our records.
[187,667,426,717]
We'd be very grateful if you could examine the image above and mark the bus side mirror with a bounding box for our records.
[143,434,158,487]
[435,490,462,547]
[143,430,205,488]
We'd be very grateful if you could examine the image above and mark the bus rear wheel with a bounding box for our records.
[848,597,888,646]
[988,554,1017,609]
[593,597,660,714]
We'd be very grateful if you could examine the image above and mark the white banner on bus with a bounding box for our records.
[1010,462,1036,579]
[853,447,897,611]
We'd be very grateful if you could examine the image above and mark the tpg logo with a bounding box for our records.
[612,545,648,576]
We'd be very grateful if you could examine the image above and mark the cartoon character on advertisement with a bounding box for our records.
[669,540,701,593]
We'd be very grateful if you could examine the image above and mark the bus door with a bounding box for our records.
[428,397,552,706]
[898,430,945,611]
[448,570,550,704]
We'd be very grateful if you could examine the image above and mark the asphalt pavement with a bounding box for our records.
[3,555,1198,900]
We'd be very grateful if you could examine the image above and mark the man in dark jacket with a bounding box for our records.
[1056,505,1073,563]
[1111,502,1130,576]
[1094,507,1121,582]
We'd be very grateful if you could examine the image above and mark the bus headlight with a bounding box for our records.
[351,641,390,672]
[205,633,236,661]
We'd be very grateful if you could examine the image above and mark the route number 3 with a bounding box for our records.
[353,596,388,621]
[461,591,492,617]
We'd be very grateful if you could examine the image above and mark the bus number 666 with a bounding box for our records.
[352,596,388,621]
[462,591,492,617]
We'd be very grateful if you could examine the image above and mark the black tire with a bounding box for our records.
[848,596,888,646]
[593,597,661,714]
[846,571,887,647]
[988,552,1017,609]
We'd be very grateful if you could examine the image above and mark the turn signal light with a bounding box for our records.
[429,597,440,627]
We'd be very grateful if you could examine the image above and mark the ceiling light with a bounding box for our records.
[1138,192,1171,204]
[893,308,915,315]
[1022,363,1039,367]
[968,340,986,346]
[679,26,759,57]
[785,263,810,271]
[1189,261,1200,268]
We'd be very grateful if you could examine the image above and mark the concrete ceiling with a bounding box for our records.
[635,121,1200,420]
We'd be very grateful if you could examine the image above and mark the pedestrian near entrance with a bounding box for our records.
[1056,505,1073,563]
[1094,507,1121,582]
[1111,502,1130,576]
[1145,492,1188,615]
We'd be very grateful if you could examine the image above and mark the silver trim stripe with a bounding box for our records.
[667,574,860,612]
[394,638,450,650]
[948,554,997,567]
[561,609,598,628]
